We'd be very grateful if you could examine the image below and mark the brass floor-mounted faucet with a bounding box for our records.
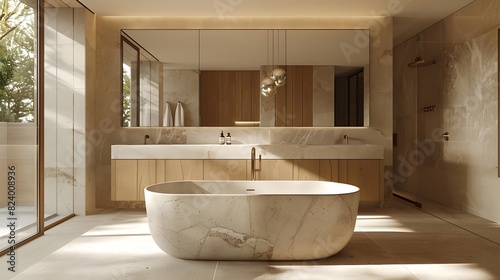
[251,147,261,180]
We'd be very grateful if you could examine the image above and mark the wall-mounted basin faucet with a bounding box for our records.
[144,134,150,144]
[343,134,349,145]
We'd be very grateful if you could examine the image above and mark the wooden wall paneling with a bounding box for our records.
[218,71,241,126]
[234,72,244,124]
[282,66,294,126]
[302,66,314,126]
[138,160,156,201]
[292,66,303,127]
[319,159,340,182]
[199,71,208,126]
[251,71,261,121]
[275,78,287,127]
[115,160,138,201]
[241,71,252,121]
[200,71,219,126]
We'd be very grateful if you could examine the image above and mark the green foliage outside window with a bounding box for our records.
[0,0,35,123]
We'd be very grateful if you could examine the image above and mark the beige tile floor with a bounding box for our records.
[1,199,499,280]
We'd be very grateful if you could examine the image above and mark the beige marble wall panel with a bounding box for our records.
[393,0,500,222]
[313,66,334,127]
[163,69,200,127]
[150,61,160,127]
[259,65,275,127]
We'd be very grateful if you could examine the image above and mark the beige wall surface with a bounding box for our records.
[92,16,393,210]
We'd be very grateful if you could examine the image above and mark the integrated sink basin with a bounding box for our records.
[111,144,383,160]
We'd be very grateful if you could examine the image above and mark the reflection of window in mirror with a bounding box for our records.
[334,67,365,127]
[121,37,139,127]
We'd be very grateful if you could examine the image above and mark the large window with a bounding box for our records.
[0,0,39,254]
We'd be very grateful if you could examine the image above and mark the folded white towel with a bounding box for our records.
[163,102,173,127]
[174,101,184,127]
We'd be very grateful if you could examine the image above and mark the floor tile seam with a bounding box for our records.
[360,230,421,279]
[392,198,500,246]
[7,210,124,276]
[414,207,500,247]
[212,261,219,280]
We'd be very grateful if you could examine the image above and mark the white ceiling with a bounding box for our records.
[78,0,475,46]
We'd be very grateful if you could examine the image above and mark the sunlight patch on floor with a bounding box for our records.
[262,264,416,280]
[403,263,495,280]
[355,215,416,233]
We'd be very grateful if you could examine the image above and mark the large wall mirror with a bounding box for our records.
[120,29,369,128]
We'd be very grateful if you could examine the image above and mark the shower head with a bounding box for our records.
[408,56,437,68]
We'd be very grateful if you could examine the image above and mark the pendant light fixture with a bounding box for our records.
[260,30,286,97]
[271,67,286,87]
[260,77,277,97]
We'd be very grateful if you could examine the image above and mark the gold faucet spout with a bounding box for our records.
[250,147,261,180]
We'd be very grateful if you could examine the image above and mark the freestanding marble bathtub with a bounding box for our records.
[144,180,359,260]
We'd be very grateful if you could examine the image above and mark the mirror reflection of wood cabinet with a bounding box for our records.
[200,66,326,127]
[276,66,314,127]
[200,71,260,126]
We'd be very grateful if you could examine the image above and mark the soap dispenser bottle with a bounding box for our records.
[226,132,232,145]
[219,131,225,145]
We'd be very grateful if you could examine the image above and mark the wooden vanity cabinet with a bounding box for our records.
[338,159,382,203]
[111,158,383,204]
[112,159,204,201]
[252,160,294,180]
[204,160,247,180]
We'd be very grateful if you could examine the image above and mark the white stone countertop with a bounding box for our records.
[111,144,383,160]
